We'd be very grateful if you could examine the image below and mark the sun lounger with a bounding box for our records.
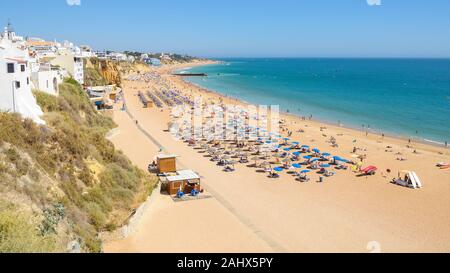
[268,172,280,179]
[298,176,310,182]
[224,166,235,172]
[361,166,377,176]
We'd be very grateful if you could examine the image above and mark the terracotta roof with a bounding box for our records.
[26,40,56,47]
[5,57,27,64]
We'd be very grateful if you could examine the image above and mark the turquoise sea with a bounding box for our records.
[181,58,450,145]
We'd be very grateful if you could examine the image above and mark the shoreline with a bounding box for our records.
[106,60,450,252]
[170,62,449,155]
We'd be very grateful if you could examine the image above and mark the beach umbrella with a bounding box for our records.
[301,145,310,149]
[283,138,290,141]
[303,155,312,159]
[322,153,331,157]
[292,164,302,169]
[300,170,311,174]
[292,142,300,145]
[274,167,284,172]
[321,164,331,168]
[312,148,320,153]
[283,148,292,152]
[293,151,301,156]
[310,158,319,163]
[333,156,342,161]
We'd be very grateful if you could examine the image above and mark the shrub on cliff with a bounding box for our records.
[0,202,59,253]
[1,80,156,252]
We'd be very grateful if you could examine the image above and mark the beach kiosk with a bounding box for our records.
[156,154,178,173]
[165,170,201,195]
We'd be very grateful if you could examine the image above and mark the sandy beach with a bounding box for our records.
[104,61,450,253]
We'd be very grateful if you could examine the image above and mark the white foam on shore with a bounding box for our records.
[423,139,445,146]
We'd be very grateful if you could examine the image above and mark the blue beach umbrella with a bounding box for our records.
[303,155,312,159]
[312,148,320,153]
[300,170,311,174]
[321,164,331,168]
[293,151,301,156]
[333,156,343,162]
[283,148,292,152]
[310,158,319,163]
[292,164,302,169]
[292,142,300,145]
[274,167,284,172]
[283,138,290,141]
[301,145,310,149]
[322,153,331,157]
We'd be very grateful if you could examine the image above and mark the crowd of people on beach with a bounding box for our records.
[124,71,448,189]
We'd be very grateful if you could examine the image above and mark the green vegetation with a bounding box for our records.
[84,67,107,87]
[0,78,156,252]
[0,202,59,253]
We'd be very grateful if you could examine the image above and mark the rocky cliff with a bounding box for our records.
[84,58,122,87]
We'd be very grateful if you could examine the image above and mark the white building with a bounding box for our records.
[95,51,107,59]
[108,52,127,61]
[80,45,94,58]
[29,61,64,96]
[26,38,57,58]
[50,53,84,84]
[0,25,45,124]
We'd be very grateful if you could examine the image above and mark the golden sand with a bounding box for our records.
[104,61,450,253]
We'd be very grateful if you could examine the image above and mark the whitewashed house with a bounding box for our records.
[26,38,57,58]
[0,24,45,124]
[109,52,127,61]
[29,60,64,96]
[50,53,84,85]
[80,45,94,58]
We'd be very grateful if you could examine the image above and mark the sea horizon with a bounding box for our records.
[182,58,450,145]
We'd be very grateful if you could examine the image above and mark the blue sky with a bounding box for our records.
[1,0,450,58]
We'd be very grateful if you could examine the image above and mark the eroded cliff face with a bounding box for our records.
[84,58,122,87]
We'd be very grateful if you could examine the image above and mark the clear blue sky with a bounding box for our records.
[1,0,450,58]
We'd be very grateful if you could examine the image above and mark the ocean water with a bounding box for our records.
[181,58,450,145]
